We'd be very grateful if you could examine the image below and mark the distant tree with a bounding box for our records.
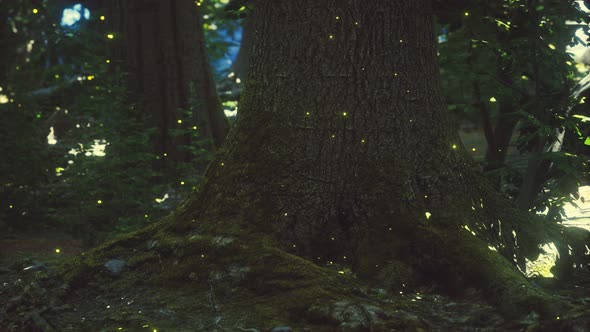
[108,0,229,170]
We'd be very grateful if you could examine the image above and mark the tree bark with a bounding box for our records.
[110,0,229,167]
[173,0,560,308]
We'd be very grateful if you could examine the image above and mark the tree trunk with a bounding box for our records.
[110,0,229,167]
[230,14,254,84]
[174,0,554,309]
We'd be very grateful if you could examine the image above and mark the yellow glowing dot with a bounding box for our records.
[400,39,403,43]
[54,74,60,79]
[306,112,310,116]
[220,162,225,166]
[163,153,167,157]
[284,212,288,216]
[97,200,103,204]
[32,8,38,14]
[87,75,95,81]
[464,11,469,16]
[100,15,105,21]
[180,181,185,185]
[336,16,340,20]
[118,328,123,331]
[355,22,359,26]
[106,59,110,63]
[361,139,366,144]
[472,147,477,152]
[548,44,556,50]
[425,212,432,219]
[329,34,334,39]
[177,119,182,124]
[107,34,114,39]
[394,72,398,76]
[331,134,336,138]
[201,254,205,258]
[9,205,13,209]
[193,126,198,130]
[452,144,457,149]
[144,214,149,218]
[556,316,560,320]
[55,248,61,253]
[338,271,345,274]
[489,96,497,102]
[292,244,296,248]
[342,112,347,117]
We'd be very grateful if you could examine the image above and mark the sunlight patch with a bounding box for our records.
[47,127,57,145]
[155,193,169,204]
[525,242,558,278]
[61,4,90,27]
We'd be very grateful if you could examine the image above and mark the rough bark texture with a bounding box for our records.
[110,0,228,165]
[172,0,557,307]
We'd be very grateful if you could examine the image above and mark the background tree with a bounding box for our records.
[107,0,229,171]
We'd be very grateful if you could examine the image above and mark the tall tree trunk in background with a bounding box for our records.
[109,0,229,169]
[230,14,254,84]
[0,2,15,87]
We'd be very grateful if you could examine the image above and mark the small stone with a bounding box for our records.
[213,236,234,246]
[104,259,126,275]
[271,327,293,332]
[147,240,158,250]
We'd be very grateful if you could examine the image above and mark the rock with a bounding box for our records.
[228,265,250,280]
[22,262,47,272]
[28,312,56,332]
[104,259,126,276]
[213,236,234,246]
[147,240,158,250]
[271,327,293,332]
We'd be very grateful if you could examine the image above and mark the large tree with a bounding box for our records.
[4,0,590,330]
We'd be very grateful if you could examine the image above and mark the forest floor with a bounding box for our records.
[1,198,589,331]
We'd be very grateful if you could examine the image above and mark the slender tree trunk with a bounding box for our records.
[110,0,229,168]
[230,15,254,83]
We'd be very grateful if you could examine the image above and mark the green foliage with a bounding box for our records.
[438,0,590,220]
[0,0,212,242]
